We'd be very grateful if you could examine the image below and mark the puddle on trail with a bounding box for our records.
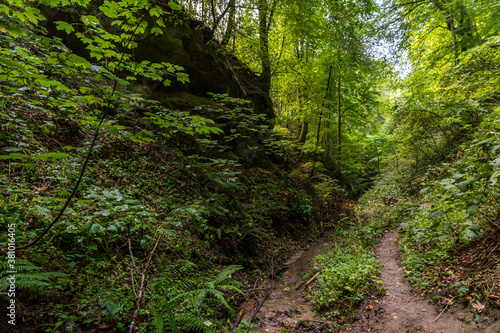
[237,234,335,332]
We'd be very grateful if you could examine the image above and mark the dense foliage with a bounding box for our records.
[359,0,500,316]
[0,1,351,331]
[1,0,499,330]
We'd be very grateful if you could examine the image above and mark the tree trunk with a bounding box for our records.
[311,65,333,176]
[258,0,274,96]
[447,11,459,65]
[221,0,236,46]
[298,120,308,144]
[337,76,341,165]
[323,115,330,161]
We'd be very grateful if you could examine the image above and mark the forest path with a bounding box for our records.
[238,230,500,332]
[345,229,492,333]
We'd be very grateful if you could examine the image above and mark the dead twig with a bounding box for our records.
[128,239,138,298]
[230,309,245,332]
[244,287,268,292]
[434,296,455,322]
[247,287,272,326]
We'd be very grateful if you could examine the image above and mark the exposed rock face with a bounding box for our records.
[137,19,274,119]
[41,4,274,120]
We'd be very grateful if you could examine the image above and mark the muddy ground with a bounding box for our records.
[235,234,333,332]
[236,230,500,333]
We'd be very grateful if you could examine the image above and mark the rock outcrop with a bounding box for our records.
[41,4,274,120]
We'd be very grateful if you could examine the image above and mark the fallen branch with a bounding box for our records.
[244,287,268,292]
[232,284,273,333]
[128,239,137,298]
[230,309,245,333]
[295,270,324,290]
[127,232,164,333]
[248,287,272,325]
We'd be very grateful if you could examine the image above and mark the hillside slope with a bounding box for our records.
[0,2,348,331]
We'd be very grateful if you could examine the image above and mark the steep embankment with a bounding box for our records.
[0,3,348,332]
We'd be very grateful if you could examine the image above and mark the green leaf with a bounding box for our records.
[0,23,26,38]
[490,171,500,186]
[33,153,70,160]
[0,56,24,69]
[150,6,163,17]
[86,242,98,251]
[168,1,182,11]
[55,21,75,34]
[90,224,101,234]
[427,210,444,219]
[460,226,481,245]
[66,54,91,68]
[490,157,500,168]
[99,3,118,18]
[467,204,478,213]
[490,143,500,154]
[456,181,471,192]
[151,27,163,35]
[0,153,26,160]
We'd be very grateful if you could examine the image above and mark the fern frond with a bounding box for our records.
[149,262,244,330]
[208,289,234,315]
[212,265,242,285]
[175,315,219,333]
[148,304,164,333]
[0,259,67,291]
[218,284,243,294]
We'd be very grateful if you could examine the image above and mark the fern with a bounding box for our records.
[147,260,243,332]
[149,302,219,333]
[0,259,67,295]
[149,303,167,333]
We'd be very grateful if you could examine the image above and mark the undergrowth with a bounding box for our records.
[0,8,327,331]
[356,105,500,316]
[305,198,394,324]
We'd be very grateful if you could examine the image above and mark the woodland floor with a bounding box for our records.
[238,230,500,333]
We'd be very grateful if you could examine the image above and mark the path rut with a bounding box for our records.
[346,230,497,333]
[237,235,333,332]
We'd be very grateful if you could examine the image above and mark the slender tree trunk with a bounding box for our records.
[432,0,474,64]
[201,1,207,22]
[298,120,308,144]
[337,76,341,165]
[258,0,276,95]
[311,65,333,176]
[447,11,459,65]
[210,0,217,27]
[323,114,330,161]
[221,0,236,46]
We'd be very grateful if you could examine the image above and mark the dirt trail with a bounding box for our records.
[238,230,500,332]
[346,230,500,333]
